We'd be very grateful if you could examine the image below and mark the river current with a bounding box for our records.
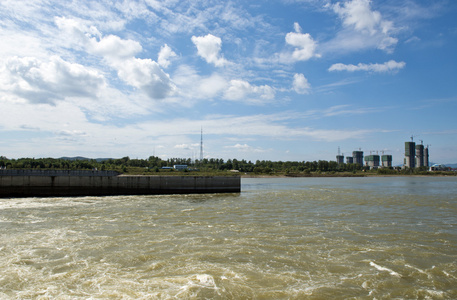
[1,176,456,299]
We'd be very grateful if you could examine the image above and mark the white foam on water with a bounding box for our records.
[442,270,456,279]
[369,262,401,277]
[421,289,446,298]
[194,274,216,287]
[2,178,457,298]
[405,264,432,278]
[164,274,220,298]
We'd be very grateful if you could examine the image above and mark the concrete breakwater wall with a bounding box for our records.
[0,169,120,177]
[0,173,240,197]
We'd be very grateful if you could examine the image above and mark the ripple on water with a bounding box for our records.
[1,177,456,298]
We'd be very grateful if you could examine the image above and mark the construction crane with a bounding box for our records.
[410,134,420,142]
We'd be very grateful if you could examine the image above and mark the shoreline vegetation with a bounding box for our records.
[1,156,455,177]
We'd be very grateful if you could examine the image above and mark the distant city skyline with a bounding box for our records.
[0,1,456,165]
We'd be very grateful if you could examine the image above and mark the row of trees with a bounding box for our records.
[0,156,366,174]
[2,156,452,175]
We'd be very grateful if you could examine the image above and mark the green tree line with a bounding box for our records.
[2,155,450,175]
[0,156,364,174]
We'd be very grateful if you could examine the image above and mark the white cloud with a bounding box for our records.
[55,17,175,100]
[115,58,176,99]
[54,16,98,50]
[198,74,229,98]
[173,66,275,105]
[174,144,193,150]
[223,79,275,104]
[329,0,398,53]
[0,27,48,59]
[328,60,406,72]
[280,22,319,63]
[0,56,105,104]
[90,34,142,60]
[158,44,177,68]
[172,65,228,101]
[293,73,311,94]
[56,129,88,137]
[225,143,266,153]
[191,34,229,67]
[334,0,382,35]
[0,97,388,159]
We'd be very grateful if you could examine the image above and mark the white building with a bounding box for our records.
[173,165,188,170]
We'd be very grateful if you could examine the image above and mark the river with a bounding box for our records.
[1,176,456,299]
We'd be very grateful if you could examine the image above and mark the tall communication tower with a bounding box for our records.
[336,146,344,164]
[200,127,203,162]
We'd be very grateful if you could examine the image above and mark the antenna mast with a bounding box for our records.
[200,127,203,162]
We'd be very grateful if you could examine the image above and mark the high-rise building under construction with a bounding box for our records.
[336,155,344,164]
[404,141,415,168]
[416,143,425,167]
[381,155,393,167]
[353,151,363,166]
[364,155,380,168]
[404,138,430,169]
[424,146,429,167]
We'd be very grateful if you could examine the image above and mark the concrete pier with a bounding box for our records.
[0,170,240,197]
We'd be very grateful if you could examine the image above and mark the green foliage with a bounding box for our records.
[2,155,452,176]
[377,167,397,175]
[0,155,363,175]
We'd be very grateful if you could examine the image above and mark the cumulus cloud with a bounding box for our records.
[198,74,228,98]
[171,66,274,105]
[293,73,311,94]
[225,143,266,153]
[174,143,197,150]
[223,79,275,103]
[90,34,142,60]
[0,56,105,104]
[191,34,229,67]
[56,129,88,139]
[158,44,177,68]
[329,0,398,52]
[328,60,406,72]
[115,58,176,99]
[280,22,319,63]
[55,17,175,100]
[172,65,228,101]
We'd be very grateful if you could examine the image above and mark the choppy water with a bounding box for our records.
[1,176,456,299]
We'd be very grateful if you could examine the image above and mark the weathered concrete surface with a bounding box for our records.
[0,169,120,177]
[0,175,240,197]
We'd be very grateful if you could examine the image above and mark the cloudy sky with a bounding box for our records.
[1,0,456,164]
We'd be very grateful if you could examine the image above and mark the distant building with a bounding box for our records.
[364,155,380,169]
[424,146,429,167]
[381,155,393,167]
[404,141,415,168]
[404,139,431,169]
[416,144,425,167]
[346,156,353,164]
[353,151,363,166]
[173,164,188,170]
[429,164,449,171]
[336,155,344,164]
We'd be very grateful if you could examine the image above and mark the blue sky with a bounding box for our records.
[0,0,456,165]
